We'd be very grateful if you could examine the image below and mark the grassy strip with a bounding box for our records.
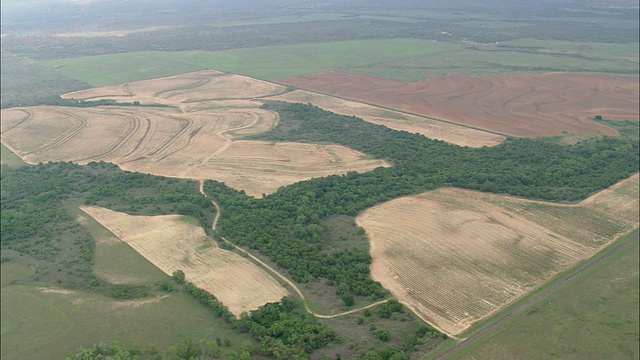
[0,143,28,168]
[450,229,639,359]
[423,228,639,359]
[464,228,638,338]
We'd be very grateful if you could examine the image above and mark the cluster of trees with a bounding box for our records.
[203,102,638,305]
[1,161,214,291]
[67,337,246,360]
[171,272,338,360]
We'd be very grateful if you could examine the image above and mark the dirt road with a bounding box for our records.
[198,180,390,318]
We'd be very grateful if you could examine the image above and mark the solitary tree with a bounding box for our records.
[172,269,186,284]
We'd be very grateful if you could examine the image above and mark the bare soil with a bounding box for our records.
[276,71,639,137]
[1,71,388,197]
[62,70,286,109]
[356,174,638,336]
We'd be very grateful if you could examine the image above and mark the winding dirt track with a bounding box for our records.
[198,180,390,318]
[433,229,639,360]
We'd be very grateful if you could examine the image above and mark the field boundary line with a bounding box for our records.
[198,180,391,318]
[430,227,639,360]
[266,85,510,138]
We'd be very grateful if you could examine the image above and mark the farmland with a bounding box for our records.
[61,69,285,106]
[1,1,639,358]
[266,90,505,147]
[277,71,639,137]
[452,230,639,360]
[0,71,389,197]
[357,174,639,336]
[80,206,289,315]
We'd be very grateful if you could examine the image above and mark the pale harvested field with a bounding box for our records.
[80,206,289,315]
[277,71,639,137]
[202,140,389,196]
[356,174,639,336]
[62,70,286,109]
[267,90,505,147]
[1,71,389,197]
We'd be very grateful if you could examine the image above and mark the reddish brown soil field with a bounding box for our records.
[277,71,639,137]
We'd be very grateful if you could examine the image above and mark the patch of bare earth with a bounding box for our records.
[267,90,505,147]
[80,206,290,316]
[62,70,286,108]
[356,174,639,336]
[201,140,389,196]
[277,71,639,137]
[1,71,388,197]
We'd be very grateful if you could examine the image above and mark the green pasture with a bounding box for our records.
[362,42,639,80]
[0,206,253,359]
[200,12,423,28]
[40,38,638,87]
[0,283,250,360]
[40,39,458,86]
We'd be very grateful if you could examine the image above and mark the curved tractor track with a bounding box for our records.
[198,180,391,319]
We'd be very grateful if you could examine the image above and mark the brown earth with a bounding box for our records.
[276,71,639,137]
[356,174,638,336]
[1,71,389,197]
[266,90,505,147]
[62,69,286,109]
[80,206,290,316]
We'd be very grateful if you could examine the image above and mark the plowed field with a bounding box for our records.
[356,174,639,336]
[80,206,290,316]
[266,90,505,147]
[62,69,286,108]
[277,71,639,137]
[1,71,389,197]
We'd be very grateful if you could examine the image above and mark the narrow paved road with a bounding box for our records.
[433,229,639,360]
[198,180,390,318]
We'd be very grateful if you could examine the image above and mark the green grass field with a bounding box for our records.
[0,283,251,360]
[41,39,459,86]
[448,230,639,360]
[40,38,639,87]
[0,143,27,168]
[1,205,255,360]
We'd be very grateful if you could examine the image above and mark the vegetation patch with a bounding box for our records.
[1,284,251,360]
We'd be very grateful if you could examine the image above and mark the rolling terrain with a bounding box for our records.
[278,71,639,137]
